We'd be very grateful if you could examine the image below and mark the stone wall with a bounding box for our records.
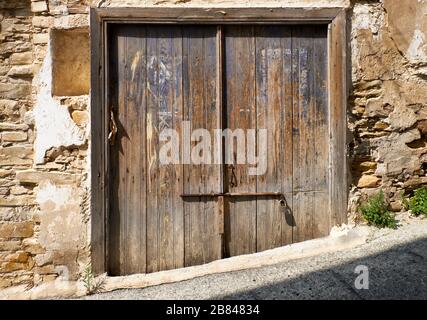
[0,0,427,294]
[349,0,427,220]
[0,0,90,290]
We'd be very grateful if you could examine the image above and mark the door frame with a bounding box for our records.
[90,7,348,275]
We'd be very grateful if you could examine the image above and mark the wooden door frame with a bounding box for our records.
[90,7,348,275]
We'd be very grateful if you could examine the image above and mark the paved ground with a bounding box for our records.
[83,218,427,300]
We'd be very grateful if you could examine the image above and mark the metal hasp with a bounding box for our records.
[181,192,288,207]
[181,192,284,197]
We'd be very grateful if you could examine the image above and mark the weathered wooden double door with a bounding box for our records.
[108,24,329,275]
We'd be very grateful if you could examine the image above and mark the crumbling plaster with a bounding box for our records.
[348,0,427,220]
[33,43,86,164]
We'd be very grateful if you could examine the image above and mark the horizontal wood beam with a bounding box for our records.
[94,7,344,23]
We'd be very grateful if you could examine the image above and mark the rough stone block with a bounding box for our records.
[33,33,49,44]
[34,264,55,275]
[0,101,22,122]
[0,262,28,273]
[0,196,35,207]
[0,241,21,252]
[71,110,88,126]
[0,146,32,166]
[0,170,12,178]
[10,185,29,195]
[1,131,27,142]
[1,252,29,263]
[0,83,31,99]
[16,170,78,185]
[9,52,33,65]
[0,122,29,131]
[22,238,44,255]
[31,1,48,13]
[32,16,54,28]
[0,278,12,288]
[0,221,34,239]
[0,65,10,76]
[7,65,34,77]
[357,175,381,188]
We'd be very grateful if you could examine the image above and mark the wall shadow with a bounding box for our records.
[214,236,427,300]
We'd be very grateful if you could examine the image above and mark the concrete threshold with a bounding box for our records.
[0,225,370,300]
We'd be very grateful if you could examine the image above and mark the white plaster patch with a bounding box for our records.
[352,4,383,35]
[33,44,86,164]
[36,181,78,210]
[35,181,83,251]
[406,29,427,63]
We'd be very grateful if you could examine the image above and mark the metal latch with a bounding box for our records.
[108,109,118,146]
[181,192,288,206]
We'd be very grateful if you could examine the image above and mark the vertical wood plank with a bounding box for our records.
[107,24,120,276]
[183,26,204,266]
[216,25,225,259]
[329,10,348,227]
[255,26,283,252]
[172,26,185,269]
[281,28,294,246]
[157,26,178,271]
[292,26,315,243]
[183,26,220,267]
[90,9,106,275]
[224,25,257,257]
[108,26,126,274]
[146,27,160,273]
[123,26,147,274]
[313,26,330,238]
[203,26,222,262]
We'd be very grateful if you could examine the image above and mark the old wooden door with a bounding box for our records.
[224,25,329,257]
[108,24,329,275]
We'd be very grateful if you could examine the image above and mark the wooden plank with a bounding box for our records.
[171,26,185,270]
[216,25,225,260]
[203,26,222,263]
[107,24,121,276]
[280,28,294,246]
[89,8,105,275]
[146,27,160,273]
[183,26,204,266]
[293,27,315,242]
[183,26,220,267]
[313,26,330,238]
[107,25,125,275]
[157,26,176,271]
[329,10,348,227]
[123,25,147,274]
[224,25,257,257]
[118,26,129,274]
[313,192,330,238]
[255,26,283,252]
[95,7,343,23]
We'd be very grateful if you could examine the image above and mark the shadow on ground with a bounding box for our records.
[215,237,427,300]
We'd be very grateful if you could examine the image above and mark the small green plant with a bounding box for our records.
[359,190,397,229]
[407,187,427,217]
[82,263,104,295]
[401,192,410,211]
